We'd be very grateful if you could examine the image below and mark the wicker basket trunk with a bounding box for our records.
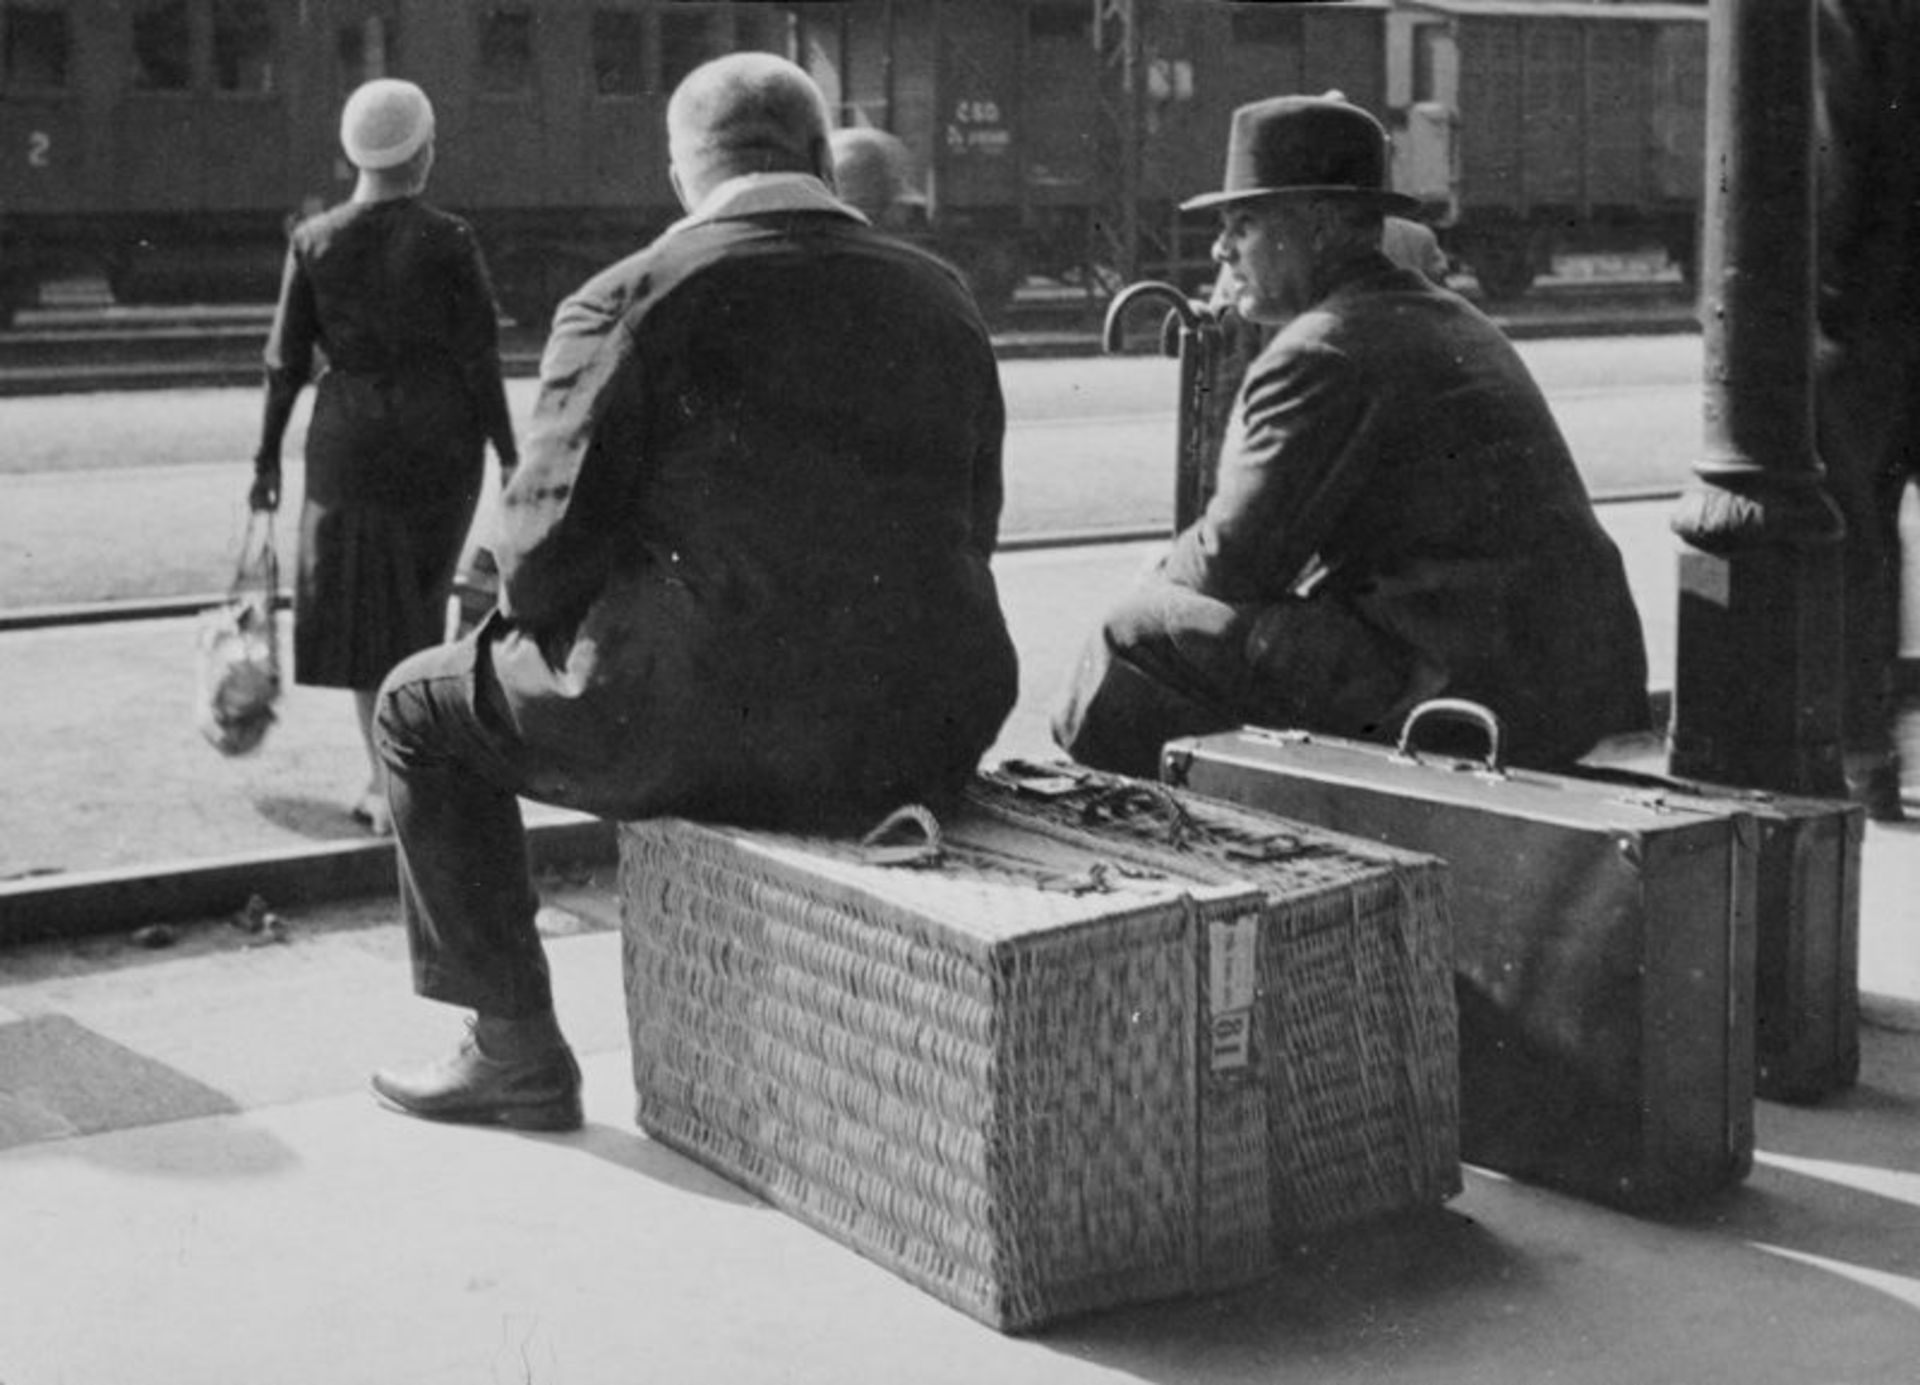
[618,777,1459,1331]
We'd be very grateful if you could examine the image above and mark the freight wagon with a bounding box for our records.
[791,0,1388,304]
[1390,0,1708,299]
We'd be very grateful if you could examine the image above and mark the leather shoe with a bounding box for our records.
[371,1024,583,1132]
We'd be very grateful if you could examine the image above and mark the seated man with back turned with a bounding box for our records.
[1055,95,1647,777]
[369,54,1019,1132]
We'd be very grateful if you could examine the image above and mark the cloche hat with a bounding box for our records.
[1181,93,1416,214]
[340,78,435,171]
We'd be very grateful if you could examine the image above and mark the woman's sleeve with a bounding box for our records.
[448,223,519,466]
[254,243,317,464]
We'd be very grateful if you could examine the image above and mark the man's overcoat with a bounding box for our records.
[484,186,1018,827]
[1057,253,1647,773]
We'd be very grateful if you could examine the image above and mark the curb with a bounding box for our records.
[0,309,1702,397]
[0,814,615,948]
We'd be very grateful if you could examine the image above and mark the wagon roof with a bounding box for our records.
[1401,0,1706,22]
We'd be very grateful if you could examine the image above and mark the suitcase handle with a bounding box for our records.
[1396,698,1505,772]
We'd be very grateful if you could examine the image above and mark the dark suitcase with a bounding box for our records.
[1573,766,1862,1104]
[1159,699,1759,1209]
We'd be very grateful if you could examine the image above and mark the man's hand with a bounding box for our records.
[249,465,281,513]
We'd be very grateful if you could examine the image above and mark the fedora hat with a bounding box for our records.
[1181,94,1416,214]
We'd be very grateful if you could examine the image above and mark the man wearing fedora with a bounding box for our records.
[1054,94,1648,774]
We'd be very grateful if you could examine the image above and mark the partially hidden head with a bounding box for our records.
[828,126,926,226]
[339,78,436,186]
[667,53,832,211]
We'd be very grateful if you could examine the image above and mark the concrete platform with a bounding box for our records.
[4,511,1920,1383]
[3,885,1920,1384]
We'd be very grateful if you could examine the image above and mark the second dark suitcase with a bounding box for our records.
[1160,700,1759,1210]
[1573,766,1863,1104]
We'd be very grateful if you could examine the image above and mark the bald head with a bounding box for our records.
[667,53,832,208]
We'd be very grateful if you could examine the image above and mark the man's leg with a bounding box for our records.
[367,637,583,1130]
[1052,581,1254,778]
[1820,359,1908,819]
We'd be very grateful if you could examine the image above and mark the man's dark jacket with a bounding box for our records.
[486,195,1018,827]
[1057,253,1648,772]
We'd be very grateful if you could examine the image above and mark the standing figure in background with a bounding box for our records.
[1815,0,1920,821]
[828,125,929,231]
[1382,214,1450,284]
[248,78,518,836]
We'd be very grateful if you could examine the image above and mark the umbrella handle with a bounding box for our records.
[1102,279,1206,356]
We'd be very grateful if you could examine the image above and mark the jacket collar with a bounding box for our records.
[666,172,869,237]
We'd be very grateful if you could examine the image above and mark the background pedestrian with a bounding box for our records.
[247,78,518,835]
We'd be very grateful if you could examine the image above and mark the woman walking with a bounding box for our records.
[248,79,517,834]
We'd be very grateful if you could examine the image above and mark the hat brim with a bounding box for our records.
[1180,184,1420,216]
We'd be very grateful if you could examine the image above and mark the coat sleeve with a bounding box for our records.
[495,286,644,632]
[1159,337,1373,601]
[968,361,1008,558]
[445,220,519,468]
[1815,0,1909,351]
[254,243,317,466]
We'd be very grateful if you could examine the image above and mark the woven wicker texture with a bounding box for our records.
[968,774,1463,1234]
[619,775,1458,1331]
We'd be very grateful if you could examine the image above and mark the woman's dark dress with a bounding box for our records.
[256,197,516,690]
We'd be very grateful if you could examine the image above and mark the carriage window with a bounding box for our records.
[1229,6,1302,47]
[131,0,192,90]
[212,0,273,92]
[4,4,71,90]
[478,6,534,94]
[658,10,715,92]
[591,9,645,96]
[335,16,394,91]
[1029,1,1089,43]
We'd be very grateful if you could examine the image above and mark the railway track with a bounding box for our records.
[0,277,1698,396]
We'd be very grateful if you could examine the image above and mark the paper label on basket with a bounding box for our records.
[1210,1011,1252,1072]
[1209,915,1259,1012]
[1208,914,1259,1072]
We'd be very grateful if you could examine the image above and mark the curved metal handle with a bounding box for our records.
[1102,280,1204,357]
[1395,697,1505,772]
[859,803,944,868]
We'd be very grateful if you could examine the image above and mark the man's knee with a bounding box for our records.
[374,640,477,769]
[1053,587,1246,777]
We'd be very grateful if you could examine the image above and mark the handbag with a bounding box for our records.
[196,514,283,756]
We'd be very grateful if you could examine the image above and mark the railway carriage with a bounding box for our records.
[0,0,1709,328]
[0,0,794,326]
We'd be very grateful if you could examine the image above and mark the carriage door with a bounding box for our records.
[322,2,403,202]
[0,3,82,314]
[2,3,82,216]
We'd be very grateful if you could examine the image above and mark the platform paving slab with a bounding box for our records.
[2,910,1920,1385]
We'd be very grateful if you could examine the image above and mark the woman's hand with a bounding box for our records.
[249,464,282,513]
